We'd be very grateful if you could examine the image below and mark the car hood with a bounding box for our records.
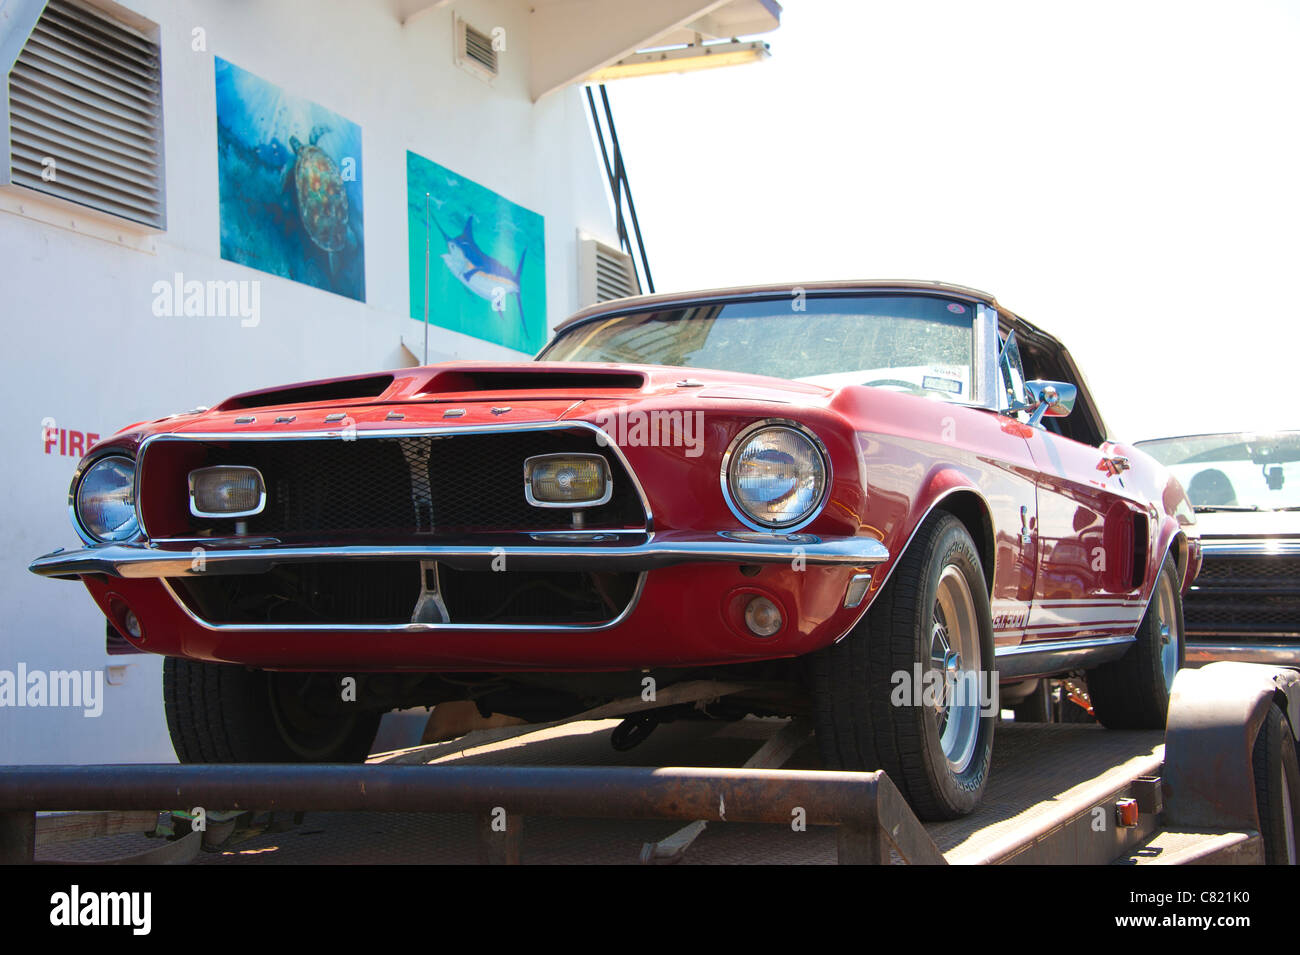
[113,361,838,441]
[1194,509,1300,543]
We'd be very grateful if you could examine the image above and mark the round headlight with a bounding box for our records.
[74,456,139,542]
[724,424,828,529]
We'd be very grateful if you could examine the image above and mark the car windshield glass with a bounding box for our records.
[540,295,976,400]
[1136,431,1300,511]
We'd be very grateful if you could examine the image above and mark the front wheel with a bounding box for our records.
[163,658,381,763]
[811,512,996,820]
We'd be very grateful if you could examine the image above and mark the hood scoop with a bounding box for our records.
[416,368,646,396]
[217,374,395,411]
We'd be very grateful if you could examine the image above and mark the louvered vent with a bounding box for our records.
[463,23,498,75]
[454,16,498,81]
[7,0,164,229]
[578,236,639,306]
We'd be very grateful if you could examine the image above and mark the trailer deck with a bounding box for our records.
[21,718,1163,865]
[7,663,1296,866]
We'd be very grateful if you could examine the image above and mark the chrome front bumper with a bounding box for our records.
[29,532,890,580]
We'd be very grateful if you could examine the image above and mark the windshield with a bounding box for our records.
[540,294,976,399]
[1136,431,1300,511]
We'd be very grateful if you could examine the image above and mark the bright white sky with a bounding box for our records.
[603,0,1300,442]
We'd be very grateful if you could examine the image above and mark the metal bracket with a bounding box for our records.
[640,718,815,864]
[411,560,450,624]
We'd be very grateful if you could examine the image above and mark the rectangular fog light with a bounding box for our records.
[189,466,266,518]
[524,454,612,508]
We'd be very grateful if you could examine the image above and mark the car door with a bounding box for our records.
[993,326,1150,648]
[1021,422,1150,645]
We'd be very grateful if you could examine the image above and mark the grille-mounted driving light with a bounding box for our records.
[189,466,266,518]
[524,454,612,508]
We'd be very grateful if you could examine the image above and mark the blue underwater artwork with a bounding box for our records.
[215,58,365,301]
[407,150,546,354]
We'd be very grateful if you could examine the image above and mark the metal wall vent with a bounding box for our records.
[6,0,165,229]
[454,15,498,81]
[579,236,639,306]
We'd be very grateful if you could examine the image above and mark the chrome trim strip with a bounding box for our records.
[160,572,650,633]
[1188,630,1300,639]
[995,634,1137,657]
[1198,539,1300,557]
[525,528,631,539]
[546,282,999,340]
[28,534,891,579]
[134,420,655,539]
[718,419,833,534]
[974,303,998,410]
[994,634,1137,679]
[149,530,644,547]
[1185,643,1300,666]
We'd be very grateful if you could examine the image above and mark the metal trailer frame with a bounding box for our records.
[0,663,1295,866]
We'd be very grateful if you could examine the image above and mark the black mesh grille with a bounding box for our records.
[439,567,637,625]
[170,562,638,626]
[1184,553,1300,636]
[172,561,421,625]
[173,429,646,539]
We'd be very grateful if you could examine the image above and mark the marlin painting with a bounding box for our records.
[434,214,528,332]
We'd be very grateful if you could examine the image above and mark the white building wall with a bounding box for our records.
[0,0,619,762]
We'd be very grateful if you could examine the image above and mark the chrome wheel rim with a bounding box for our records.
[1153,570,1180,692]
[930,565,982,774]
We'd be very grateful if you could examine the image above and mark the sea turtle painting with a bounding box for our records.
[215,58,365,301]
[282,125,350,271]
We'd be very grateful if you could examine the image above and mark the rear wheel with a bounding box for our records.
[1087,556,1183,730]
[163,658,381,763]
[811,512,996,820]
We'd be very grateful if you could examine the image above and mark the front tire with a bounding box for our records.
[811,512,996,820]
[1087,556,1183,730]
[163,658,381,763]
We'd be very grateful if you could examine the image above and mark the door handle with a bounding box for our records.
[1098,454,1130,477]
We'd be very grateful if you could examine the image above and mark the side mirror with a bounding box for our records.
[1025,380,1076,427]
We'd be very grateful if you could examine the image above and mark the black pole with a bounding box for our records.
[598,85,655,294]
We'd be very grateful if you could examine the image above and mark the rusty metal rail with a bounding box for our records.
[0,763,946,865]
